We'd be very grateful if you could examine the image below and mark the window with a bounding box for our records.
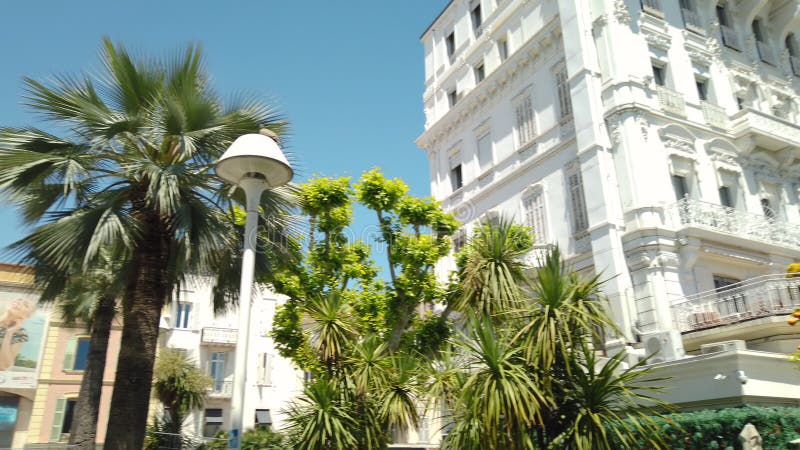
[568,171,589,233]
[715,4,728,26]
[448,89,458,107]
[652,65,666,86]
[736,96,746,110]
[713,275,741,292]
[448,152,463,192]
[498,38,508,61]
[718,186,733,208]
[255,409,273,429]
[787,34,800,76]
[50,398,77,442]
[761,198,776,219]
[522,189,547,244]
[445,31,456,61]
[470,1,483,33]
[474,61,485,83]
[515,96,535,147]
[63,337,90,371]
[203,408,223,437]
[680,0,700,29]
[752,20,764,42]
[257,352,272,385]
[555,68,572,119]
[476,132,493,173]
[175,302,192,329]
[695,78,708,101]
[453,228,466,253]
[209,351,227,391]
[672,175,689,200]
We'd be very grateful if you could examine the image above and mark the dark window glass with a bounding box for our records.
[450,165,463,191]
[448,90,458,107]
[475,63,485,82]
[719,186,733,207]
[73,338,91,371]
[752,20,763,42]
[446,32,455,57]
[696,80,707,101]
[471,4,482,31]
[716,5,728,26]
[498,39,508,61]
[652,65,665,86]
[672,175,688,200]
[62,400,77,434]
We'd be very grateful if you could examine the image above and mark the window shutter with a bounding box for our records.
[62,337,77,371]
[50,398,67,442]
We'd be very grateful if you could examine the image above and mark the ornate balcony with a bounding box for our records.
[201,327,238,346]
[729,107,800,150]
[656,86,686,116]
[207,380,233,398]
[670,274,800,333]
[700,102,727,129]
[665,198,800,250]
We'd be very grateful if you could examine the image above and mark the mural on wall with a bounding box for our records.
[0,293,46,389]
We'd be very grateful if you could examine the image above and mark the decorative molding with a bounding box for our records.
[709,151,741,173]
[645,32,671,51]
[613,0,630,25]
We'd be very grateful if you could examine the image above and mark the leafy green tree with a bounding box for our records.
[0,39,295,449]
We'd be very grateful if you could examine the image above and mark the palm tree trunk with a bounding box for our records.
[68,294,116,450]
[105,217,169,450]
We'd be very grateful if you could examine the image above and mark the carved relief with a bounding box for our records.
[645,33,671,50]
[613,0,630,25]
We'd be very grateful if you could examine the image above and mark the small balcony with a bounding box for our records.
[729,107,800,150]
[791,55,800,77]
[656,86,686,116]
[665,198,800,251]
[207,380,233,398]
[670,274,800,333]
[720,25,740,50]
[756,41,776,66]
[201,327,238,346]
[700,101,727,129]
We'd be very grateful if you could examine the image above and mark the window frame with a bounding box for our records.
[567,170,589,234]
[521,186,548,244]
[513,92,536,148]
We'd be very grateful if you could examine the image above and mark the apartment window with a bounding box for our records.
[498,38,508,61]
[736,96,746,110]
[447,89,458,107]
[448,152,463,192]
[715,4,728,26]
[474,62,485,83]
[568,171,589,233]
[175,302,192,329]
[255,409,273,429]
[515,95,535,147]
[695,78,708,101]
[209,351,227,391]
[257,352,272,385]
[555,67,572,119]
[718,186,733,208]
[522,188,547,243]
[445,31,456,61]
[752,20,764,42]
[453,228,467,253]
[62,337,90,371]
[761,198,776,219]
[787,34,800,76]
[652,64,666,86]
[476,132,493,173]
[470,1,483,33]
[672,175,689,200]
[50,398,77,442]
[203,408,224,437]
[713,275,741,292]
[680,0,700,30]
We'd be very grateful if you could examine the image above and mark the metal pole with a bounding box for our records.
[229,177,266,449]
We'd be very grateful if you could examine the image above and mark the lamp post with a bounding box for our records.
[215,130,293,449]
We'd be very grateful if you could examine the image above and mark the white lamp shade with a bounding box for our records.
[215,133,294,187]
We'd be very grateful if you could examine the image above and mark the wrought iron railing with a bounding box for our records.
[720,25,740,50]
[656,86,686,116]
[701,102,727,128]
[670,274,800,332]
[200,327,238,345]
[665,197,800,250]
[208,380,233,398]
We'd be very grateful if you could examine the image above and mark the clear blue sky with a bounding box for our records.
[0,0,449,253]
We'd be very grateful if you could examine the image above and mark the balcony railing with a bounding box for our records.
[665,197,800,250]
[208,380,233,398]
[720,25,740,50]
[756,41,776,66]
[701,101,727,129]
[681,8,702,31]
[201,327,238,346]
[670,274,800,332]
[791,55,800,77]
[640,0,663,15]
[656,86,686,116]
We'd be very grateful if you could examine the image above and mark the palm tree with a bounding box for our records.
[0,39,295,449]
[151,348,211,435]
[26,246,123,450]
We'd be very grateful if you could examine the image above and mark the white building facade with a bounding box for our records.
[419,0,800,409]
[159,277,301,438]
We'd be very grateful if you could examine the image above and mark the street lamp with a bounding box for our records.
[215,130,293,449]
